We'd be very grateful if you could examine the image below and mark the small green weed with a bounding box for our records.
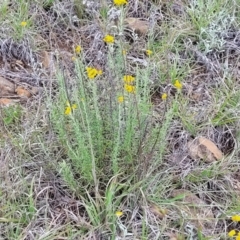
[1,105,22,126]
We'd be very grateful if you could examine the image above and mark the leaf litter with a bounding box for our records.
[188,136,223,163]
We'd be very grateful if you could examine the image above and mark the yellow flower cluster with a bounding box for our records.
[122,49,127,55]
[20,21,27,27]
[146,49,153,56]
[124,84,135,93]
[113,0,127,6]
[228,230,237,237]
[123,75,135,93]
[123,75,135,84]
[232,215,240,222]
[118,96,124,103]
[75,45,81,54]
[174,79,182,90]
[86,67,102,79]
[228,215,240,239]
[228,230,240,240]
[161,93,167,100]
[103,35,115,44]
[115,210,123,217]
[117,75,136,103]
[65,102,77,115]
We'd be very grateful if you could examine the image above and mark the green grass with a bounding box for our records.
[0,0,240,239]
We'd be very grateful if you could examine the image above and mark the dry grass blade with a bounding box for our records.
[171,189,214,235]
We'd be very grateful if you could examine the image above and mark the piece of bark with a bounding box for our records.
[0,76,15,96]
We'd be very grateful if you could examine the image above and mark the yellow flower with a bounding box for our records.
[161,93,167,100]
[236,235,240,240]
[113,0,127,5]
[146,49,153,56]
[65,102,77,115]
[103,35,115,44]
[118,96,124,103]
[75,45,81,54]
[122,49,127,55]
[124,84,135,93]
[20,21,27,27]
[228,230,237,237]
[232,215,240,222]
[65,106,71,115]
[86,67,102,79]
[174,79,183,90]
[123,75,135,84]
[71,104,77,109]
[115,211,123,217]
[97,69,103,75]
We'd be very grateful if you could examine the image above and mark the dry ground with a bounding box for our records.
[1,0,240,239]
